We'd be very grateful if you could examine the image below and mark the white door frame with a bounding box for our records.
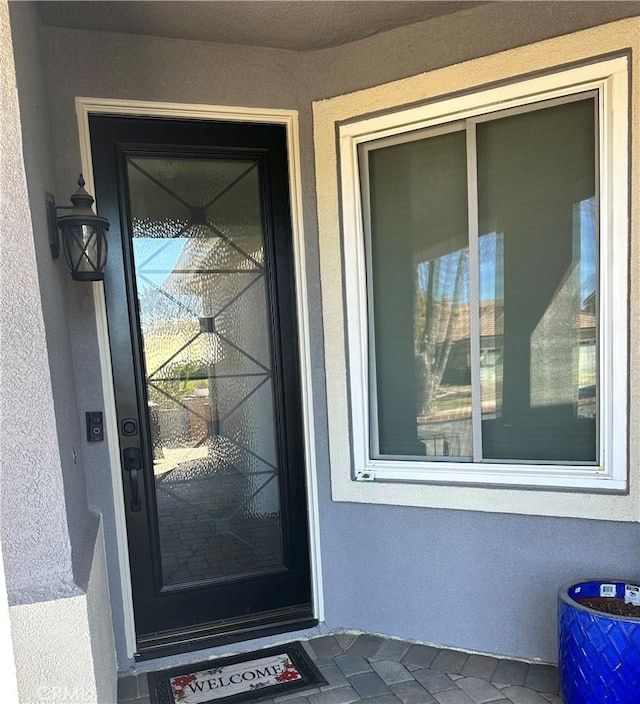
[75,97,324,659]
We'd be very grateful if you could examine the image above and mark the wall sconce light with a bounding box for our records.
[46,174,109,281]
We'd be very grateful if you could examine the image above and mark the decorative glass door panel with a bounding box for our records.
[126,156,284,588]
[89,114,313,656]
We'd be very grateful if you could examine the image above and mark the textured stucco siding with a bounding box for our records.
[10,595,96,703]
[3,2,117,700]
[304,0,640,100]
[87,516,117,704]
[8,0,92,586]
[0,535,19,704]
[0,0,75,602]
[8,515,115,704]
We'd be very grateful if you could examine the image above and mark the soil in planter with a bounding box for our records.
[576,597,640,617]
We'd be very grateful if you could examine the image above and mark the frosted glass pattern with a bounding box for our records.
[126,156,284,587]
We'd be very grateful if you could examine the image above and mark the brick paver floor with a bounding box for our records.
[118,632,563,704]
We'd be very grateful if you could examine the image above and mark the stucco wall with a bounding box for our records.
[305,0,640,99]
[0,535,19,704]
[8,0,92,584]
[4,4,118,700]
[38,0,640,665]
[9,515,116,704]
[85,516,117,704]
[10,595,95,704]
[0,0,75,602]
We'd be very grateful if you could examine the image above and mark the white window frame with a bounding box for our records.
[338,56,628,492]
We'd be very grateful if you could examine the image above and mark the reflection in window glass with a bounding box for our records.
[477,98,597,463]
[367,129,471,459]
[575,198,597,422]
[364,96,598,465]
[478,232,504,422]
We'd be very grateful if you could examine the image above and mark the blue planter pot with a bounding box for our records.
[558,580,640,704]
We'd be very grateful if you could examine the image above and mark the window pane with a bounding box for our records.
[476,98,598,463]
[366,130,471,458]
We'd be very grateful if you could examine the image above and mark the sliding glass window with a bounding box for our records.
[362,94,598,465]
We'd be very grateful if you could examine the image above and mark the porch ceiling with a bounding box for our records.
[36,0,488,51]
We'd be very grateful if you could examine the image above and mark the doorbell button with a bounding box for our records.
[86,411,104,442]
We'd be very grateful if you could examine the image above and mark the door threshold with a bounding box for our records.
[135,605,317,660]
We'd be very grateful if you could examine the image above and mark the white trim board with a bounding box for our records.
[75,97,324,659]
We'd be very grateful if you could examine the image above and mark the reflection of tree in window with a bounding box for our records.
[414,247,468,417]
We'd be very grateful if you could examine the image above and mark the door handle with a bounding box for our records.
[122,447,142,512]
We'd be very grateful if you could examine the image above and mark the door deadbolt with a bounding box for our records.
[121,418,137,436]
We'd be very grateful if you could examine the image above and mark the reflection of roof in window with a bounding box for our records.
[420,301,596,344]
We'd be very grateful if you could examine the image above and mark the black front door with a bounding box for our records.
[89,114,314,658]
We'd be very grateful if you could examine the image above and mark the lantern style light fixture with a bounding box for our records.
[46,174,109,281]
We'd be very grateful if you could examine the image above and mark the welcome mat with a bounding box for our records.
[148,642,326,704]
